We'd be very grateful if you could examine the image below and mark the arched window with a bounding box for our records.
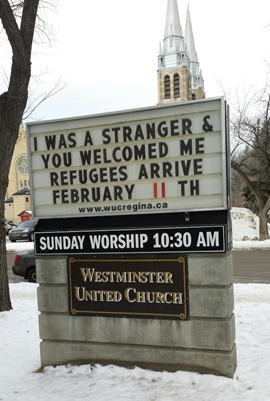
[174,74,180,98]
[164,75,171,99]
[192,93,196,100]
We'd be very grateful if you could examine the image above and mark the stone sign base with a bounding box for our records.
[37,253,236,377]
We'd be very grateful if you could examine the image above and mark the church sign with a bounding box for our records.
[26,97,229,219]
[34,225,225,255]
[67,255,189,320]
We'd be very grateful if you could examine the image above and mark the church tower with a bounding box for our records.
[157,0,205,104]
[185,5,205,100]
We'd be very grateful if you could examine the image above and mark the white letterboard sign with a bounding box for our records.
[27,98,229,218]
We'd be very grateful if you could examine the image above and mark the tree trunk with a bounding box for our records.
[0,116,12,310]
[259,207,270,241]
[0,222,12,311]
[0,64,31,311]
[0,0,40,311]
[231,162,270,241]
[0,95,28,311]
[0,106,19,311]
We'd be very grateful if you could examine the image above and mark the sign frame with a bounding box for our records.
[34,225,226,255]
[26,97,230,219]
[67,255,189,320]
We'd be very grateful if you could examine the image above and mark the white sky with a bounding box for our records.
[1,0,270,121]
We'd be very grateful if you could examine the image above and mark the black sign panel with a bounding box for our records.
[35,225,225,255]
[67,254,189,320]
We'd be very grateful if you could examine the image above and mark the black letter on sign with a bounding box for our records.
[84,131,93,146]
[68,133,77,147]
[34,137,38,151]
[202,116,213,132]
[182,119,192,135]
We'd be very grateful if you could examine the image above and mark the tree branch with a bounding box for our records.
[0,0,26,65]
[20,0,40,55]
[23,75,68,120]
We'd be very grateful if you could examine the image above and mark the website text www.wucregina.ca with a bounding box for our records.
[77,202,168,214]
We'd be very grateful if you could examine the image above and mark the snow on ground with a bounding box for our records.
[0,283,269,401]
[231,207,270,250]
[231,207,261,241]
[1,207,270,400]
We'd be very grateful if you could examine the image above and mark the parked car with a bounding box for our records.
[8,220,38,242]
[12,249,36,282]
[5,222,12,234]
[5,221,17,234]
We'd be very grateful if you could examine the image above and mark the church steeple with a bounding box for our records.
[185,6,205,99]
[157,1,205,104]
[163,0,184,55]
[158,0,189,72]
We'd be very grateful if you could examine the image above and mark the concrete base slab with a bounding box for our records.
[40,341,237,378]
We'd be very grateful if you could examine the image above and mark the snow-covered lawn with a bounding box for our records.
[0,283,269,400]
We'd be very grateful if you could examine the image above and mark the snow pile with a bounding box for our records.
[6,240,34,253]
[231,207,270,249]
[231,207,260,241]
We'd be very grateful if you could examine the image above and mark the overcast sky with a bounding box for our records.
[2,0,270,122]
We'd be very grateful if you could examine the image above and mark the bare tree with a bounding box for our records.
[0,0,41,311]
[230,86,270,240]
